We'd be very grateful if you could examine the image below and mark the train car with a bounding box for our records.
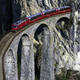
[27,13,42,23]
[60,6,70,11]
[59,6,71,14]
[42,9,56,15]
[11,18,29,31]
[11,6,71,31]
[42,6,71,17]
[11,13,42,31]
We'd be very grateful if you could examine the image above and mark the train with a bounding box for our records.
[11,6,71,31]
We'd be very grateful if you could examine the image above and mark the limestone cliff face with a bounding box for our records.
[0,0,66,38]
[12,0,58,22]
[1,0,80,79]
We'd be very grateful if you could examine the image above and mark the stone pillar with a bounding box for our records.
[70,0,79,54]
[73,11,78,54]
[4,49,18,80]
[40,28,55,80]
[21,35,34,80]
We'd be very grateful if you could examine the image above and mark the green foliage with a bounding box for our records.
[55,68,75,80]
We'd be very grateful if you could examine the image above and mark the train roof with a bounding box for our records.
[12,6,71,26]
[60,6,70,9]
[42,8,56,13]
[27,13,41,19]
[13,18,27,25]
[42,6,70,13]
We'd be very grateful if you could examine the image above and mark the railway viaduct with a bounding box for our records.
[0,10,79,80]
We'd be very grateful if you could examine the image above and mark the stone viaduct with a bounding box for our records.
[0,10,77,80]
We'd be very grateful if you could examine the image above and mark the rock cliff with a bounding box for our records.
[0,0,80,80]
[0,0,65,38]
[12,0,59,22]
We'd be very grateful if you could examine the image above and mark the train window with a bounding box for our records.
[14,18,28,25]
[60,6,70,11]
[28,13,41,20]
[43,9,56,15]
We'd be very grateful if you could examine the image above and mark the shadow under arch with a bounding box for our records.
[55,17,70,39]
[56,17,70,29]
[57,17,70,23]
[17,33,29,79]
[34,24,49,42]
[21,34,29,39]
[34,24,49,80]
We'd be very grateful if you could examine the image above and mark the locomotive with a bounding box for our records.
[11,6,71,31]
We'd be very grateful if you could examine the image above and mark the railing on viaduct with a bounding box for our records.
[0,6,79,80]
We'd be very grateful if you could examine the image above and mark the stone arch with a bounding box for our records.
[21,34,30,46]
[4,49,18,80]
[17,37,22,79]
[34,24,53,80]
[56,17,70,30]
[34,24,49,42]
[57,17,69,22]
[17,33,30,79]
[20,33,34,80]
[21,33,29,39]
[34,24,49,56]
[55,17,70,39]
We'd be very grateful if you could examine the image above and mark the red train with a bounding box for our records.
[11,6,71,31]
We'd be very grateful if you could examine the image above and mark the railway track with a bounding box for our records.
[0,32,14,55]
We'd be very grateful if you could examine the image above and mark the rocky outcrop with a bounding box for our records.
[0,0,68,39]
[12,0,58,21]
[1,0,80,80]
